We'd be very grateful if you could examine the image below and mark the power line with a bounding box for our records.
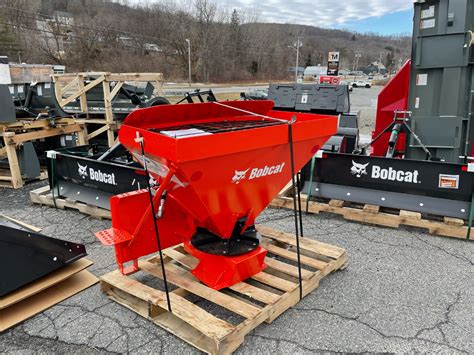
[0,5,163,44]
[0,5,294,57]
[0,21,155,52]
[1,19,294,59]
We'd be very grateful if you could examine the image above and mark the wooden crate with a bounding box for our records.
[52,72,164,147]
[0,118,85,189]
[100,225,347,354]
[271,194,472,240]
[30,185,111,220]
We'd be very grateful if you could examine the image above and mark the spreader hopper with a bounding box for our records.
[96,100,336,289]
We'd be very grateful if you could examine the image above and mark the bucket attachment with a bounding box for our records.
[0,218,87,297]
[96,100,337,289]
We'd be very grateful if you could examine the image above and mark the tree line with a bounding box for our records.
[0,0,412,82]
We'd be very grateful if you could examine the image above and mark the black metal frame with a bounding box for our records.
[176,89,217,104]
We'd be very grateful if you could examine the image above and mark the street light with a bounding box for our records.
[288,36,303,83]
[185,38,191,87]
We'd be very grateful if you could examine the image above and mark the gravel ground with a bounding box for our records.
[1,181,473,354]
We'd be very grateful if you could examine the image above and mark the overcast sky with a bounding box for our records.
[130,0,414,35]
[222,0,414,34]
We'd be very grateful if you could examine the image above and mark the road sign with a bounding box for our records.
[328,51,340,76]
[328,52,340,62]
[319,76,342,85]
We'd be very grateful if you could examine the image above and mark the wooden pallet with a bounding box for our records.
[271,194,471,240]
[30,185,111,220]
[100,225,347,354]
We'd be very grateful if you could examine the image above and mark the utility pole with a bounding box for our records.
[185,38,191,87]
[289,36,303,82]
[354,52,361,71]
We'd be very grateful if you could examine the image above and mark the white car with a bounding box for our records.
[351,80,372,88]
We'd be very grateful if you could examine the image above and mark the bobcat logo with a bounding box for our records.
[351,161,369,178]
[77,162,88,179]
[232,169,249,184]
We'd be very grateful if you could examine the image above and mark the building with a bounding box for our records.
[35,11,74,60]
[361,61,387,75]
[338,68,351,76]
[304,65,327,78]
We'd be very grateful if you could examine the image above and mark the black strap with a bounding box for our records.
[138,139,172,313]
[288,121,303,300]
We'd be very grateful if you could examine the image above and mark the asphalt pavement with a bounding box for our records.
[1,182,473,354]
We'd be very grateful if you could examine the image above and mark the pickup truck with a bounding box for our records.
[350,80,372,88]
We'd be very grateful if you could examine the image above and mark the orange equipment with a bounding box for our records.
[96,100,337,290]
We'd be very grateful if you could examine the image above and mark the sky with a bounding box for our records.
[130,0,415,35]
[222,0,414,35]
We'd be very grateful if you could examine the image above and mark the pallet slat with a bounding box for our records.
[261,240,328,270]
[228,282,280,305]
[251,270,297,292]
[140,260,262,319]
[257,224,345,259]
[264,257,312,280]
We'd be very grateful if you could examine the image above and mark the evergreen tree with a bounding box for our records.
[305,52,313,67]
[229,9,242,70]
[385,50,395,71]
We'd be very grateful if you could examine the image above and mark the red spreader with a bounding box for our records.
[96,100,337,289]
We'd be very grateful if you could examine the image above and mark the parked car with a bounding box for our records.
[351,80,372,88]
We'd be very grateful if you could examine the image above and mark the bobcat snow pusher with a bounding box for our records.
[270,0,474,233]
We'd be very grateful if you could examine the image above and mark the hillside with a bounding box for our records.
[0,0,412,81]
